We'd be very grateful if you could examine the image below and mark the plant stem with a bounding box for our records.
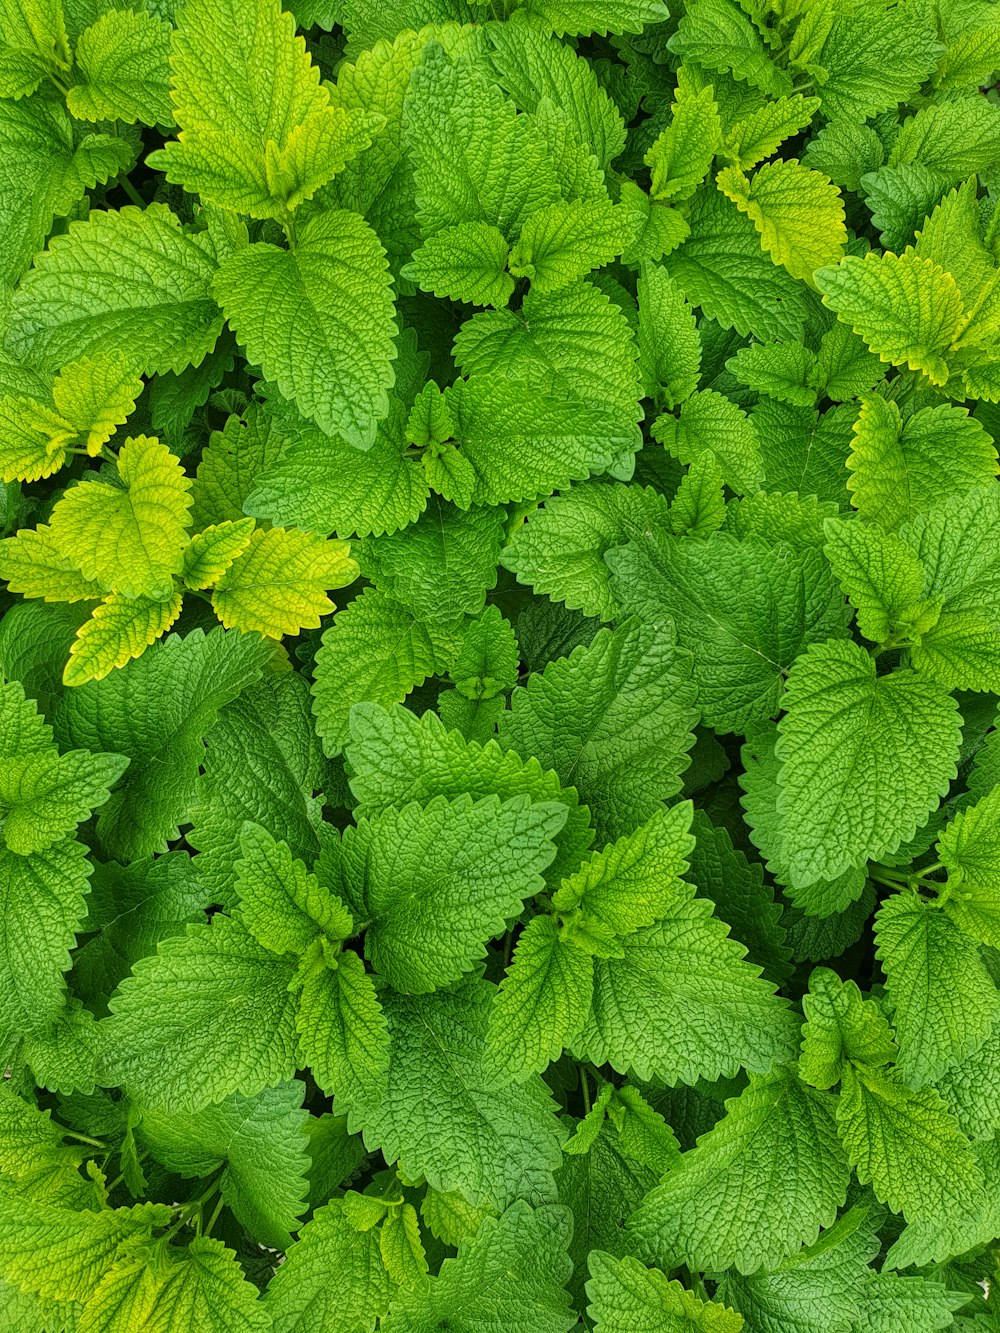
[119,175,146,209]
[63,1130,105,1149]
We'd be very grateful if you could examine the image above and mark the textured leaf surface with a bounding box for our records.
[875,892,998,1088]
[342,794,565,993]
[107,916,299,1111]
[213,209,396,447]
[775,640,961,887]
[48,435,192,600]
[8,205,223,376]
[587,1251,744,1332]
[500,618,698,842]
[382,1201,575,1333]
[56,627,272,861]
[350,978,565,1210]
[610,531,848,734]
[629,1067,849,1274]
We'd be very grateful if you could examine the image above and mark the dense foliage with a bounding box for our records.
[2,0,1000,1327]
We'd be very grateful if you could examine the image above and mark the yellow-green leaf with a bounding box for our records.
[0,398,72,482]
[51,354,144,457]
[723,94,820,169]
[211,526,358,638]
[64,590,184,687]
[48,435,193,599]
[0,525,105,603]
[181,518,256,590]
[815,252,966,387]
[717,158,846,284]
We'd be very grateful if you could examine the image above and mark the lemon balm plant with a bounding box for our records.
[2,0,1000,1328]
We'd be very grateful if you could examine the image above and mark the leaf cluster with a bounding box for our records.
[3,0,1000,1330]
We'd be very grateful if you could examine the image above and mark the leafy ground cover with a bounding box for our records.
[2,0,1000,1328]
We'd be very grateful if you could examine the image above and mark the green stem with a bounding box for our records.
[63,1131,105,1149]
[201,1196,225,1238]
[118,175,146,209]
[580,1067,591,1115]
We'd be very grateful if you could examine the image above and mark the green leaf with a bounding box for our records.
[875,892,999,1088]
[739,723,868,917]
[816,2,940,120]
[509,198,634,292]
[66,8,173,127]
[0,1198,170,1305]
[725,340,819,407]
[180,519,256,591]
[190,404,290,532]
[652,389,761,494]
[823,517,940,645]
[150,0,376,216]
[345,702,593,885]
[629,1066,848,1275]
[645,77,720,204]
[500,617,698,843]
[442,374,637,507]
[846,395,997,531]
[554,802,695,944]
[483,913,594,1085]
[688,810,791,985]
[573,894,798,1084]
[380,1204,427,1293]
[586,1251,745,1332]
[483,22,625,169]
[637,263,701,407]
[0,747,127,855]
[8,204,224,377]
[774,639,961,887]
[938,785,1000,948]
[717,1205,963,1333]
[723,94,820,171]
[311,587,463,756]
[343,794,566,992]
[82,1236,270,1332]
[837,1062,984,1223]
[246,399,429,539]
[358,497,505,624]
[666,188,808,342]
[187,671,326,901]
[235,823,351,955]
[213,209,397,448]
[381,1201,575,1333]
[56,627,272,861]
[815,252,965,387]
[262,1198,394,1332]
[403,42,560,242]
[501,482,669,622]
[139,1081,309,1249]
[48,435,193,600]
[71,853,208,1012]
[405,222,513,308]
[350,977,565,1210]
[668,0,791,97]
[0,98,133,286]
[717,159,847,284]
[107,915,299,1111]
[0,840,91,1035]
[609,531,848,734]
[799,967,897,1091]
[454,280,642,427]
[295,947,390,1106]
[903,486,1000,692]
